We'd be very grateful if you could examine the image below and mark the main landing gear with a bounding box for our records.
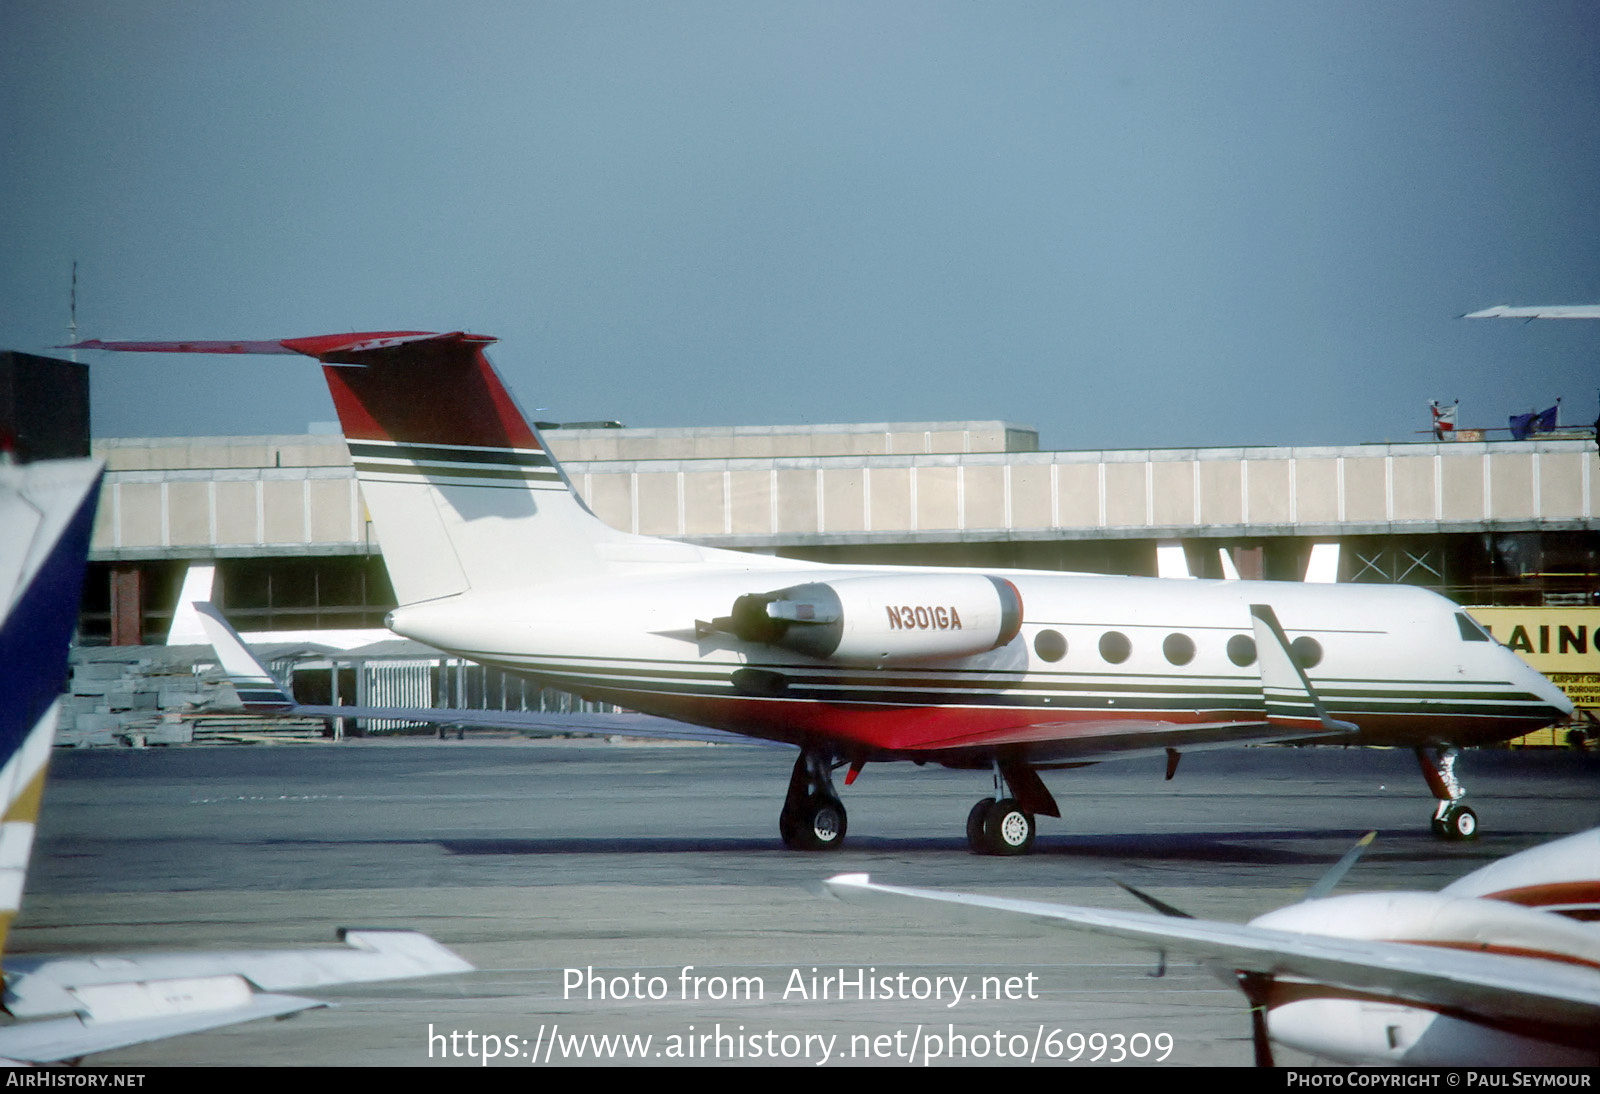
[967,796,1035,856]
[966,758,1058,856]
[1416,746,1478,841]
[774,751,1057,854]
[779,750,847,851]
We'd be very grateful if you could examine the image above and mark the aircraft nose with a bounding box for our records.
[1511,651,1574,720]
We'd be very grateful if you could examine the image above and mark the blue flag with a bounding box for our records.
[1509,404,1558,440]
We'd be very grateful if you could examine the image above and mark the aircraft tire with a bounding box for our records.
[1442,804,1479,841]
[779,804,803,849]
[1430,803,1479,841]
[982,798,1035,856]
[966,799,995,854]
[790,794,847,851]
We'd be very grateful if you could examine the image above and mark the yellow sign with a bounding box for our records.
[1465,607,1600,670]
[1465,607,1600,729]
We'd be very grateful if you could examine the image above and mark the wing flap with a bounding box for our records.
[0,993,322,1065]
[5,930,472,1019]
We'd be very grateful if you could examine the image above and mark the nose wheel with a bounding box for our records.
[1417,747,1479,841]
[1431,801,1478,841]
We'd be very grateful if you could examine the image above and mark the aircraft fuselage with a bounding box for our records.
[388,566,1569,763]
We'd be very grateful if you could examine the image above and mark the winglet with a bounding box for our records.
[194,602,296,712]
[1303,831,1377,902]
[1249,604,1357,736]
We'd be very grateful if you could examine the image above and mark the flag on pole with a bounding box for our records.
[1429,400,1458,439]
[1509,402,1559,440]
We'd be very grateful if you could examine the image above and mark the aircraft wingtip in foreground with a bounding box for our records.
[0,459,472,1065]
[825,829,1600,1066]
[70,331,1574,853]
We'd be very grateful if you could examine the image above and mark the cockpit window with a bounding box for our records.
[1456,612,1490,642]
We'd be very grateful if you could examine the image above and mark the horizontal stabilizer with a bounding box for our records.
[65,331,497,360]
[1463,305,1600,321]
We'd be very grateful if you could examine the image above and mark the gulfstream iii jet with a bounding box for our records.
[71,332,1573,854]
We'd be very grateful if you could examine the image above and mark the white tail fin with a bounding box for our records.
[193,602,297,712]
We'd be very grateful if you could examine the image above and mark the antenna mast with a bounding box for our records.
[67,261,78,361]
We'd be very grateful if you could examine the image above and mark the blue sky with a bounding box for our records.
[2,1,1596,450]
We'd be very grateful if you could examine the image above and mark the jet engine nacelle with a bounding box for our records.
[729,574,1023,664]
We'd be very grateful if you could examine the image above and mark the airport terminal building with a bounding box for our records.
[83,421,1598,641]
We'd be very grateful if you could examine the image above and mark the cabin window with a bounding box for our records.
[1455,612,1490,642]
[1226,634,1256,666]
[1099,631,1131,664]
[1291,636,1323,669]
[1034,629,1067,662]
[1162,633,1195,666]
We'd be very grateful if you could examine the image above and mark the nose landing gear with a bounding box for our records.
[1417,746,1478,841]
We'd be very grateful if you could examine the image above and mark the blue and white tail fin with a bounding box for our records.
[68,332,752,606]
[0,459,103,956]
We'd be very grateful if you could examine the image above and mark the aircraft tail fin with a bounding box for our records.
[67,333,641,604]
[193,602,298,713]
[0,460,103,957]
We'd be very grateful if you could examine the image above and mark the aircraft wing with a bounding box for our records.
[823,875,1600,1033]
[0,929,472,1065]
[0,993,323,1065]
[901,717,1341,761]
[262,703,764,746]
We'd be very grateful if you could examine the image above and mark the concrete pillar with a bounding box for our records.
[109,565,143,646]
[1231,546,1265,582]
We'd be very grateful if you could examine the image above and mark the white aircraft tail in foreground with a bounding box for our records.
[826,829,1600,1066]
[71,332,1574,853]
[0,460,471,1065]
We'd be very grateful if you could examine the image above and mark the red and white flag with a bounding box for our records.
[1430,399,1458,439]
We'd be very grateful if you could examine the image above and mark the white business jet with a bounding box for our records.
[70,332,1572,853]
